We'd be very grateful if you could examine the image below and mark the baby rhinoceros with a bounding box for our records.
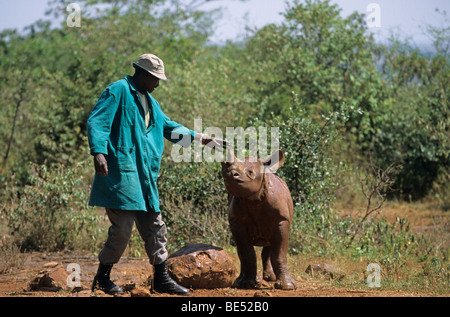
[221,147,296,290]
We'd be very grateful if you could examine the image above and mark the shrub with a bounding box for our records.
[158,159,230,251]
[3,161,106,252]
[361,36,450,201]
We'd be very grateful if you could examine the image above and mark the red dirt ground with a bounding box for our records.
[0,251,442,298]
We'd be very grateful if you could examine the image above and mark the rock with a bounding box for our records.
[305,263,345,280]
[254,290,272,297]
[295,275,305,282]
[28,262,69,292]
[130,288,151,297]
[167,243,236,289]
[42,261,59,268]
[94,289,106,296]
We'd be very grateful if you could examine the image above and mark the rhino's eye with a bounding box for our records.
[248,170,253,175]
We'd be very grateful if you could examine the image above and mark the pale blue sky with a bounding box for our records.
[0,0,448,47]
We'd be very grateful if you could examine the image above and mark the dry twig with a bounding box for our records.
[347,163,399,246]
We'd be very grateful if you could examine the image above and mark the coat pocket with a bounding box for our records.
[117,146,136,172]
[149,155,161,180]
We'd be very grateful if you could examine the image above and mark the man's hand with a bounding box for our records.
[94,153,108,176]
[197,133,229,149]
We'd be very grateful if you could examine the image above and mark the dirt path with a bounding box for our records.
[0,251,437,298]
[2,201,448,298]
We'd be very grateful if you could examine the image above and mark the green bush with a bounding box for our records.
[158,159,230,251]
[242,0,380,120]
[3,161,106,252]
[362,38,450,201]
[254,93,352,208]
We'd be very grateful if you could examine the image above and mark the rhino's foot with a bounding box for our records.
[233,277,257,289]
[263,271,276,282]
[274,275,296,290]
[233,276,269,289]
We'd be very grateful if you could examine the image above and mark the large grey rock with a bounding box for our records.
[167,244,236,289]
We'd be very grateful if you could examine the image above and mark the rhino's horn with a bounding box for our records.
[224,144,236,163]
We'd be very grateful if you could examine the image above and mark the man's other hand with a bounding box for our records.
[94,153,108,176]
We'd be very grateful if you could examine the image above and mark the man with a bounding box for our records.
[87,54,222,295]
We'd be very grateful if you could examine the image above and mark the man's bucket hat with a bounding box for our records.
[133,54,167,81]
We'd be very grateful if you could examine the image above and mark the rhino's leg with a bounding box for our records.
[262,247,276,281]
[271,221,296,290]
[231,225,258,289]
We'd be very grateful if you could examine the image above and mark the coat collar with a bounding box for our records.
[125,75,156,132]
[125,75,140,94]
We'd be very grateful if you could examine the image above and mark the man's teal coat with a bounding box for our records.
[87,75,196,212]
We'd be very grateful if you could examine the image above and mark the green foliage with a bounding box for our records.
[243,0,381,120]
[239,0,449,201]
[159,53,255,130]
[3,161,106,252]
[364,36,450,200]
[158,160,230,251]
[0,0,217,171]
[253,93,352,209]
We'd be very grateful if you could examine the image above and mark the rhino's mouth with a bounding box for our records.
[224,176,246,184]
[223,171,250,183]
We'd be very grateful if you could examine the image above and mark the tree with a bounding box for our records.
[242,0,381,121]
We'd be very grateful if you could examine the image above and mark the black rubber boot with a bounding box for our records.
[153,261,190,295]
[91,263,124,295]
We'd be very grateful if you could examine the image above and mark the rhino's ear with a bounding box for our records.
[261,149,285,172]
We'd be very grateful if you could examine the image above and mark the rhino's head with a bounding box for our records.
[221,146,285,199]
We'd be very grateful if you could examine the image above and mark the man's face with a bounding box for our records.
[142,71,160,93]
